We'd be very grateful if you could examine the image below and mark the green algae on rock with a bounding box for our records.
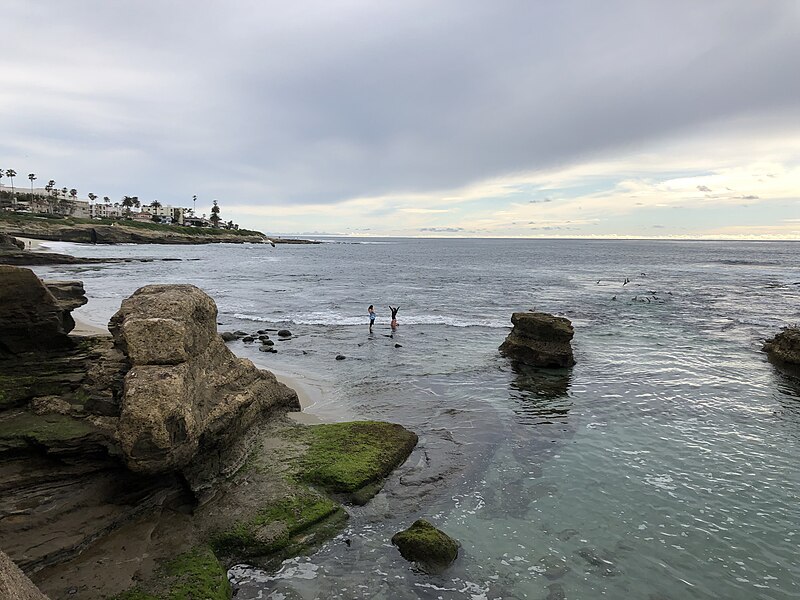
[112,546,230,600]
[391,519,460,574]
[295,421,418,504]
[210,487,344,557]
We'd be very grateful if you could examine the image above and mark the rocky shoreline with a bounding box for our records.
[0,214,318,247]
[0,266,416,599]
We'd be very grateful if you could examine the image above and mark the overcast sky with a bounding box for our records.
[1,1,798,238]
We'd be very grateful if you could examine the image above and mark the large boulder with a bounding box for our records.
[109,285,301,483]
[763,327,800,367]
[0,266,82,354]
[391,519,459,573]
[499,312,575,368]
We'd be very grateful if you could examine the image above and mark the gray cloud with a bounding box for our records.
[529,197,553,204]
[1,0,798,210]
[738,194,760,200]
[420,227,464,232]
[697,185,713,192]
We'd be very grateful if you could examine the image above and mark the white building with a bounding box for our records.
[140,204,188,225]
[90,203,125,219]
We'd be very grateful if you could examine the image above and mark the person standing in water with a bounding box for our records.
[389,306,399,330]
[368,305,376,332]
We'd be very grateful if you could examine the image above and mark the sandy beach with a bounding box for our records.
[14,236,50,251]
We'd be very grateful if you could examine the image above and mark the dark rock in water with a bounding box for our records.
[278,329,292,337]
[395,343,403,348]
[335,354,346,360]
[575,547,618,576]
[262,339,275,346]
[233,330,248,338]
[499,312,575,368]
[257,329,267,334]
[0,265,85,354]
[242,336,255,343]
[220,331,238,342]
[763,327,800,367]
[258,334,270,341]
[391,519,459,574]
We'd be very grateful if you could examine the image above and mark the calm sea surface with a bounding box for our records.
[32,238,800,600]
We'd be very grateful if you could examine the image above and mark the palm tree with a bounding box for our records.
[28,173,36,196]
[61,187,68,198]
[45,180,55,193]
[121,195,134,217]
[210,199,221,227]
[6,170,17,203]
[88,193,97,203]
[69,189,77,201]
[150,200,162,209]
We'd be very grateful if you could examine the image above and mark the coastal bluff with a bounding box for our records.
[0,267,417,599]
[0,213,316,246]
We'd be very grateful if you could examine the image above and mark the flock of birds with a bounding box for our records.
[596,273,671,304]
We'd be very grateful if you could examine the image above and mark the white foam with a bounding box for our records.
[233,311,508,328]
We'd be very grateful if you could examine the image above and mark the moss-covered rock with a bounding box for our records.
[112,546,231,600]
[0,411,103,453]
[296,421,418,504]
[210,487,343,557]
[391,519,459,574]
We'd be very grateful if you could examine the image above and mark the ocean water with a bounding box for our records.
[31,238,800,600]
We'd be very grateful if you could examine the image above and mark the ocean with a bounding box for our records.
[31,238,800,599]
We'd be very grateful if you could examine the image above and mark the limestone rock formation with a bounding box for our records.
[0,550,49,600]
[391,519,459,573]
[109,284,300,481]
[763,327,800,367]
[0,266,84,354]
[499,312,575,368]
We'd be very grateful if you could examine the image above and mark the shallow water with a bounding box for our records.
[32,238,800,599]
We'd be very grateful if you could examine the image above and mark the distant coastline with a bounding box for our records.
[0,211,317,245]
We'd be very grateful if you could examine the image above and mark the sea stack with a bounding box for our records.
[763,327,800,367]
[499,311,575,368]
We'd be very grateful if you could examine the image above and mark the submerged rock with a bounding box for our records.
[391,519,459,573]
[763,327,800,367]
[499,312,575,368]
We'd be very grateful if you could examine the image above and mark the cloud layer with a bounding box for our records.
[1,0,798,237]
